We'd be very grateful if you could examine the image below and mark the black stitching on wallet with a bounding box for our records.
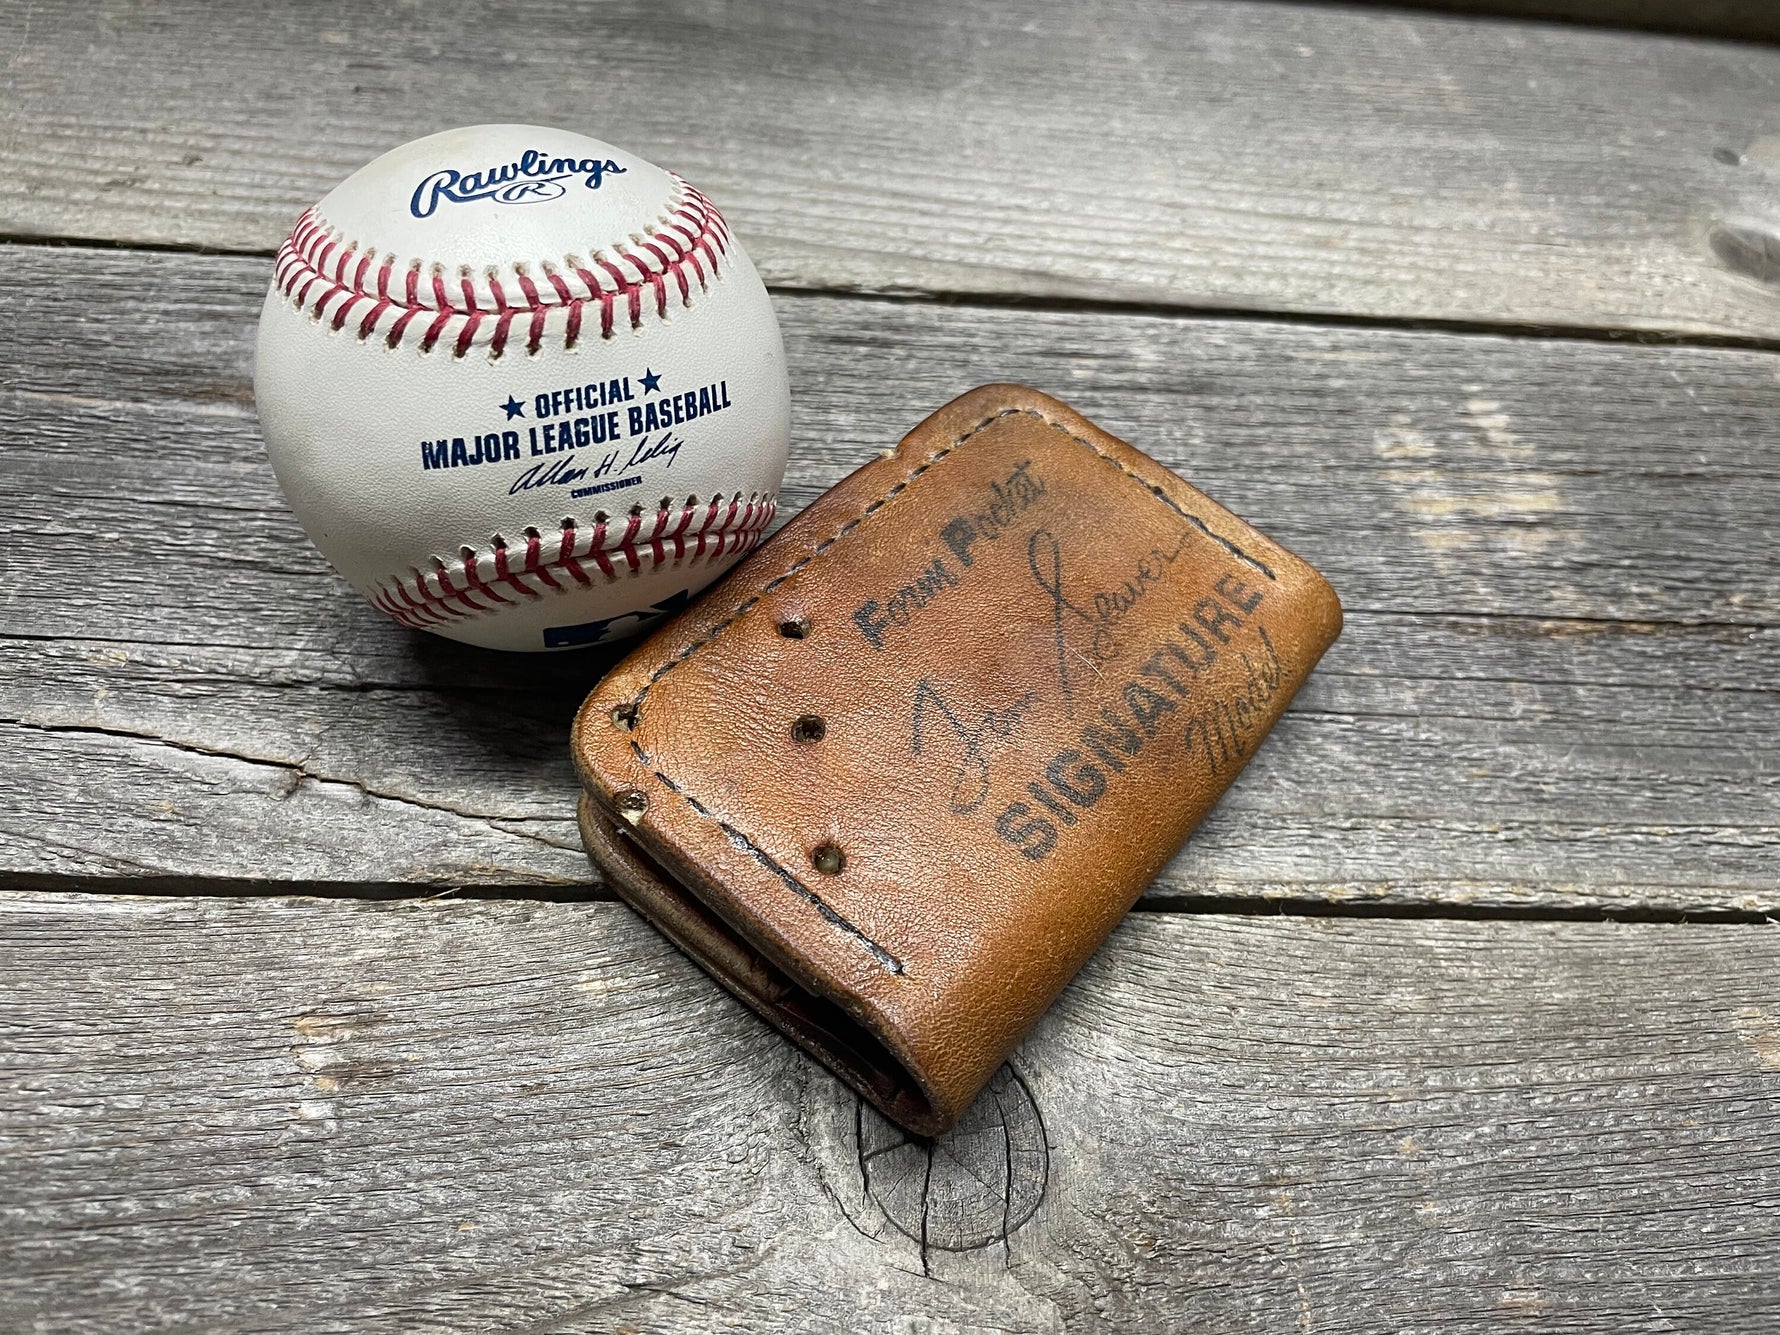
[634,742,905,974]
[623,403,1276,975]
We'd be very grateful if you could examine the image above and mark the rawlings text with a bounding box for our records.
[410,150,626,218]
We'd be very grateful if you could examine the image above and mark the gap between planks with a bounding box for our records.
[11,228,1780,359]
[7,877,1775,928]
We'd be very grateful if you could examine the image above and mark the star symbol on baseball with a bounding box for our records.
[500,394,526,419]
[640,368,662,393]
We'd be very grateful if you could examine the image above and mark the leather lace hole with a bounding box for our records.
[779,616,810,639]
[609,703,638,731]
[811,842,846,876]
[790,714,826,744]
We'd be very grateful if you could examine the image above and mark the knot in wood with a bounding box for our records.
[857,1064,1048,1252]
[1711,222,1780,288]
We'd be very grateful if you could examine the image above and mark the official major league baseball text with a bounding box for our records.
[255,124,791,651]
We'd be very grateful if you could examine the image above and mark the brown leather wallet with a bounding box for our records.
[572,384,1341,1135]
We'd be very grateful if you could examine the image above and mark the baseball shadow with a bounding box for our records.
[400,628,631,879]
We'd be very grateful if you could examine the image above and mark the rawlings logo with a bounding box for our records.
[409,150,626,218]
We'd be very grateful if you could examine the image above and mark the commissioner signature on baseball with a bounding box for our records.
[508,431,684,496]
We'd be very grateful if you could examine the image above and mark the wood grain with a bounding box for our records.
[4,1,1780,336]
[4,6,1775,1326]
[3,245,1776,907]
[2,891,1777,1332]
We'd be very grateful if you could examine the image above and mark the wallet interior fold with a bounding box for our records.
[578,794,940,1133]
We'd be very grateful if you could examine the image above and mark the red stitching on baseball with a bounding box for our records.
[356,297,387,341]
[420,309,452,353]
[369,496,777,631]
[275,173,736,357]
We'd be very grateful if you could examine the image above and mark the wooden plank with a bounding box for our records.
[10,245,1780,631]
[4,1,1780,337]
[3,245,1776,907]
[9,616,1778,907]
[3,891,1778,1331]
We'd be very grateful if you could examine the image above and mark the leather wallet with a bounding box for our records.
[571,384,1341,1135]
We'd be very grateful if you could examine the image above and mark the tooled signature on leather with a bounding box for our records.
[911,679,1038,816]
[373,493,777,629]
[273,172,732,359]
[616,404,1279,974]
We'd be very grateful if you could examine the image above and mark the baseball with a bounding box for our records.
[254,125,790,651]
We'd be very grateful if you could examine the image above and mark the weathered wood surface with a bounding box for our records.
[4,245,1776,909]
[5,1,1780,338]
[4,5,1779,1329]
[3,891,1777,1333]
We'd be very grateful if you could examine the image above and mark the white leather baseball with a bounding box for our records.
[254,124,790,651]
